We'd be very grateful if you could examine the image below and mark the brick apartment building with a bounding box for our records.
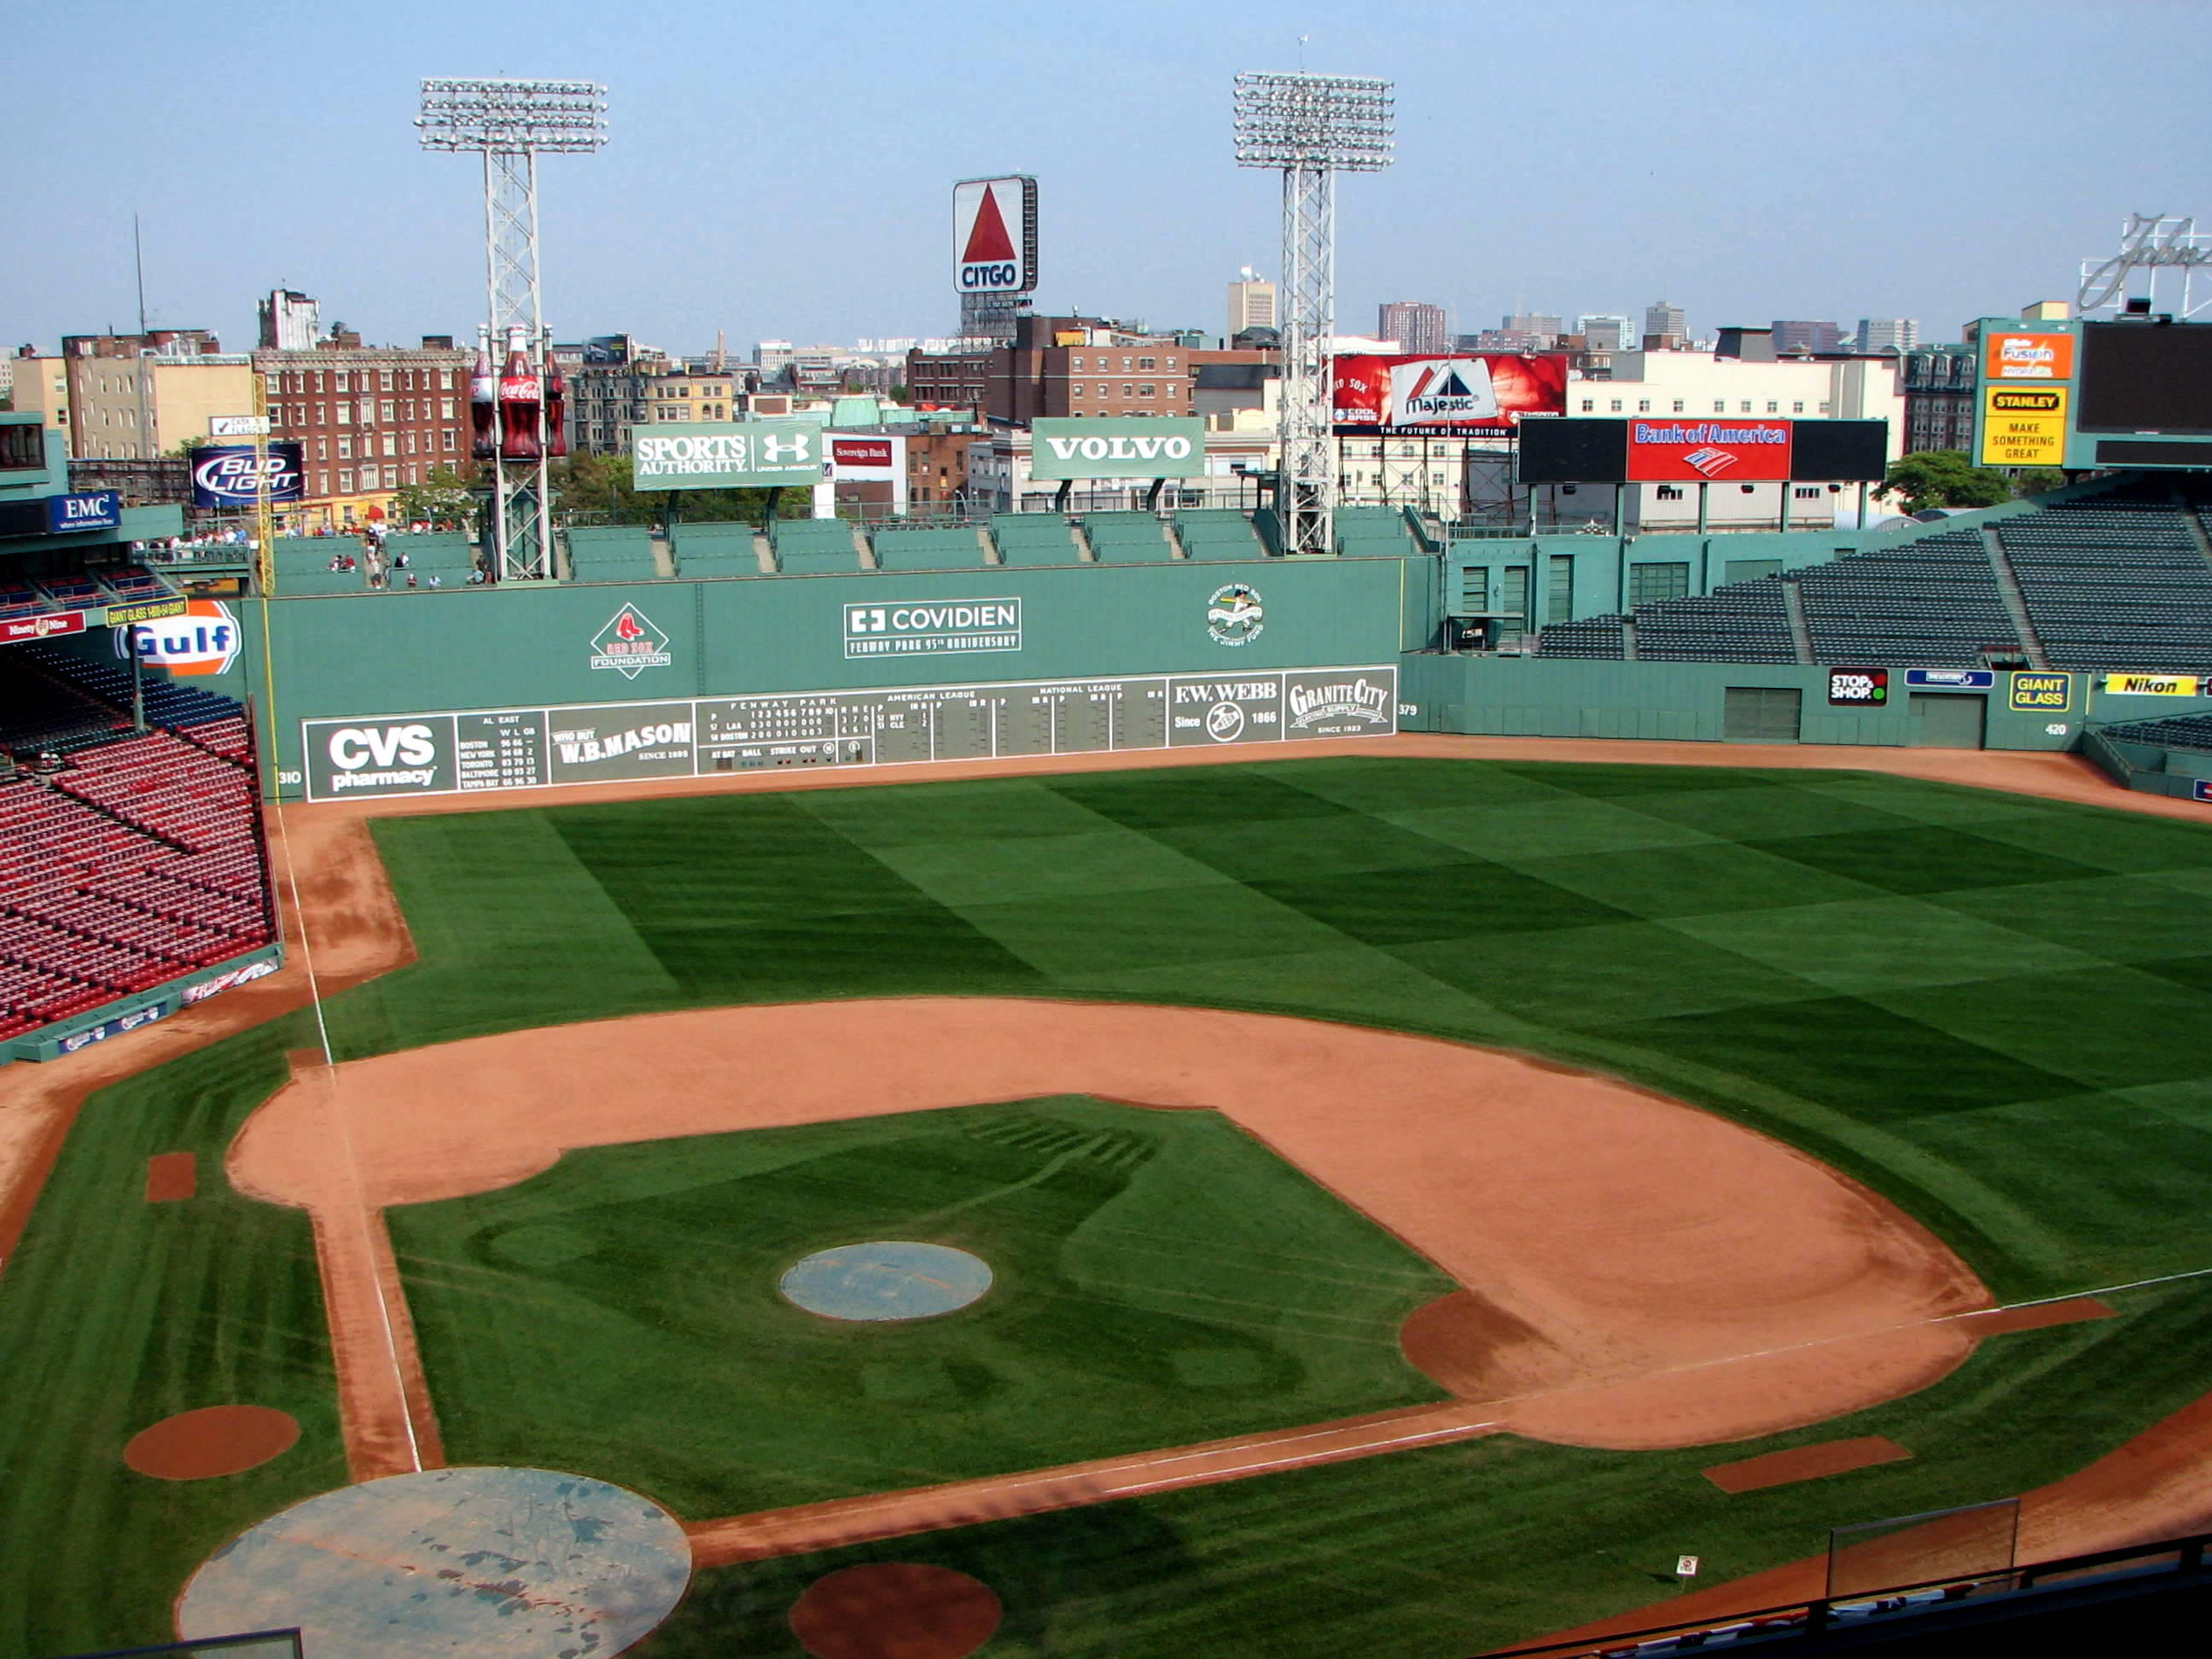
[256,339,474,526]
[905,315,1272,427]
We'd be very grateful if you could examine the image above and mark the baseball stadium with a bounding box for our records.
[8,311,2212,1659]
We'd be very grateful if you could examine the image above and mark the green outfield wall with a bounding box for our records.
[205,557,1426,800]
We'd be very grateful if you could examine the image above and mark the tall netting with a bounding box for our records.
[1827,1498,2020,1598]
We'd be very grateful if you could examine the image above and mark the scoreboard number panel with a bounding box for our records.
[302,668,1394,800]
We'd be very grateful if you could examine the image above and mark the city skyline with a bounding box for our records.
[4,0,2204,358]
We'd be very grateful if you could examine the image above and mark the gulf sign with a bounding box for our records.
[189,443,305,508]
[114,598,242,676]
[1331,354,1567,434]
[952,176,1037,295]
[1627,419,1794,482]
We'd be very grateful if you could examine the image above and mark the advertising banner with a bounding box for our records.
[1627,418,1794,482]
[632,421,825,491]
[114,599,241,676]
[1029,418,1205,480]
[2103,672,2205,696]
[845,597,1022,659]
[1980,386,2068,467]
[2,612,88,646]
[2008,672,2074,713]
[830,436,900,477]
[45,491,121,533]
[1905,668,1996,690]
[1984,330,2075,381]
[952,176,1037,295]
[1828,667,1889,706]
[103,596,189,627]
[1332,353,1567,434]
[306,714,459,800]
[546,702,696,784]
[189,444,305,508]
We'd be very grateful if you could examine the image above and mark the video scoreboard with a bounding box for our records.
[1976,317,2212,471]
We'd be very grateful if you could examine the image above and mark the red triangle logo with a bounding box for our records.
[961,184,1017,265]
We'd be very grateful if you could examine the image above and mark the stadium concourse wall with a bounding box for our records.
[195,557,1430,801]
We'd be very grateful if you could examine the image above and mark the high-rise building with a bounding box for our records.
[1500,312,1563,341]
[1643,300,1686,346]
[258,288,321,352]
[1578,314,1633,352]
[1228,272,1278,335]
[1377,301,1448,355]
[1771,319,1843,354]
[1856,317,1919,355]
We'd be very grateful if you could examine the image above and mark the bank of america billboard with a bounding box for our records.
[1332,353,1568,435]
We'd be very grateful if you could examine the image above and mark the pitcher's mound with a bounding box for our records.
[177,1465,690,1659]
[789,1563,1002,1659]
[125,1406,299,1481]
[780,1243,992,1322]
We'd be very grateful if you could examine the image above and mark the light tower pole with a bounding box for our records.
[416,78,607,580]
[1233,72,1393,557]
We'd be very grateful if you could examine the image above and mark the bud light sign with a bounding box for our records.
[190,444,305,508]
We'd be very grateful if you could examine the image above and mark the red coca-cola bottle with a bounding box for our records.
[498,346,542,462]
[469,343,499,460]
[544,359,568,458]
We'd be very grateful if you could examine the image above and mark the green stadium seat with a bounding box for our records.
[771,519,865,573]
[871,527,989,572]
[566,526,662,581]
[1174,509,1269,561]
[990,514,1085,566]
[1085,512,1175,564]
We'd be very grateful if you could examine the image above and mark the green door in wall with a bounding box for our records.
[1722,685,1802,743]
[1909,691,1987,748]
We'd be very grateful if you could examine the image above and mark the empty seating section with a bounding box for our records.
[2101,713,2212,752]
[1175,510,1267,562]
[38,573,103,608]
[990,515,1084,566]
[1633,577,1797,663]
[1083,513,1175,563]
[670,524,761,577]
[1999,497,2212,671]
[1796,530,2020,666]
[565,526,661,581]
[96,563,172,602]
[771,519,864,573]
[0,582,44,619]
[1534,615,1628,658]
[1335,507,1418,558]
[0,651,274,1039]
[870,527,987,572]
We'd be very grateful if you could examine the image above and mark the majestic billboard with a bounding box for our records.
[1627,417,1793,481]
[631,421,826,490]
[952,175,1038,296]
[1332,353,1568,434]
[189,444,305,508]
[1030,417,1206,480]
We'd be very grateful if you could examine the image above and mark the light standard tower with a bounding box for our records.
[416,78,607,580]
[1233,71,1392,557]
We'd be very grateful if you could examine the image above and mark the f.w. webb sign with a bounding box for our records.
[1029,417,1205,480]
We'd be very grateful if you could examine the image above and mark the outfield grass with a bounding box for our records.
[12,756,2212,1656]
[387,1095,1454,1515]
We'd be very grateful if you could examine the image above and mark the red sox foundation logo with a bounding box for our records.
[590,605,672,679]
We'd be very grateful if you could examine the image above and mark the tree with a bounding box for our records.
[550,451,812,527]
[2011,468,2066,500]
[1875,450,2012,512]
[392,464,476,526]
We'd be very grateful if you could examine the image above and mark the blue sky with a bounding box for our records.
[5,0,2207,356]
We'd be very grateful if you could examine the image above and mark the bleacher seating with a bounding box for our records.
[1633,576,1798,663]
[870,526,988,572]
[990,515,1085,566]
[1794,530,2021,666]
[1335,507,1419,558]
[95,564,173,602]
[1175,510,1268,562]
[2100,713,2212,752]
[1999,493,2212,671]
[771,519,865,573]
[37,573,104,608]
[670,523,762,577]
[0,658,275,1041]
[565,526,662,581]
[1083,513,1176,563]
[1533,614,1629,658]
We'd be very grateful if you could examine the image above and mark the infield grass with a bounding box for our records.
[13,755,2212,1656]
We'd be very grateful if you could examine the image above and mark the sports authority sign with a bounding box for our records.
[1627,419,1794,482]
[845,597,1022,659]
[952,175,1038,295]
[632,421,824,491]
[1029,417,1205,480]
[1332,353,1568,434]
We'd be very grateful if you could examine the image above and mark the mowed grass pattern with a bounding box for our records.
[13,756,2212,1656]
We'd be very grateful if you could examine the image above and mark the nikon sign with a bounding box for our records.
[1029,417,1206,480]
[632,420,825,491]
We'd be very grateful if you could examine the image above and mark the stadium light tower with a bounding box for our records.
[417,78,607,581]
[1234,71,1393,557]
